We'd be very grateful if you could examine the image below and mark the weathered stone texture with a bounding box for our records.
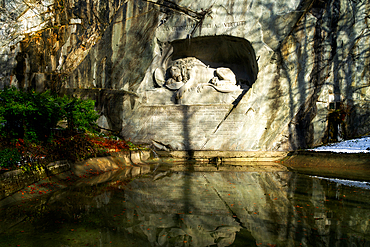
[1,0,370,150]
[1,0,124,89]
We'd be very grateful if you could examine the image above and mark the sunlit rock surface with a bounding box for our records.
[1,0,370,150]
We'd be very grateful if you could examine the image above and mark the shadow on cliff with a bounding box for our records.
[256,1,318,150]
[181,105,195,219]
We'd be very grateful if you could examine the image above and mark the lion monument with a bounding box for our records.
[154,57,240,100]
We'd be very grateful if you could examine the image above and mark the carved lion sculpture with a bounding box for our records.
[155,57,240,99]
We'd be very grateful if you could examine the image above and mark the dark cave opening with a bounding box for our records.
[170,35,258,89]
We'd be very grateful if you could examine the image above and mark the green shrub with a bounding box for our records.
[0,88,136,172]
[0,88,62,141]
[0,148,21,169]
[0,87,99,142]
[63,97,99,134]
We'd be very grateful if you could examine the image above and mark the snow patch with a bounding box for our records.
[308,136,370,153]
[310,176,370,190]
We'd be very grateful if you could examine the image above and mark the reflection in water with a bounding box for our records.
[0,165,369,247]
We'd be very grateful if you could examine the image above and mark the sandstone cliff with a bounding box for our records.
[1,0,369,150]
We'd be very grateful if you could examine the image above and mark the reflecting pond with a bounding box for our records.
[0,164,369,247]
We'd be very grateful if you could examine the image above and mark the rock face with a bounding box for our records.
[1,0,370,150]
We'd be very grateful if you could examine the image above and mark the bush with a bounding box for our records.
[0,87,99,142]
[63,97,99,134]
[47,134,102,162]
[0,148,21,169]
[0,87,135,172]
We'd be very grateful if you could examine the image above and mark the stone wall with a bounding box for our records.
[0,160,70,200]
[0,150,150,201]
[1,0,369,151]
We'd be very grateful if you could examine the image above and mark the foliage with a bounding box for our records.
[0,133,134,171]
[86,135,129,152]
[0,87,140,173]
[0,87,99,142]
[46,134,98,162]
[63,97,99,134]
[0,148,21,169]
[41,134,132,163]
[14,138,47,170]
[0,88,60,142]
[127,141,139,151]
[46,134,129,163]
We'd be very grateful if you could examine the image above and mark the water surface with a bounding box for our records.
[0,164,369,247]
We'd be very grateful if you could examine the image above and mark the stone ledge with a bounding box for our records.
[283,151,370,182]
[0,150,151,201]
[0,161,71,200]
[154,151,289,162]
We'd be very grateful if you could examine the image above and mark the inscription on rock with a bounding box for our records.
[158,21,247,32]
[139,105,235,148]
[215,120,245,136]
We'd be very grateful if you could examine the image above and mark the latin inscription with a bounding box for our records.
[159,20,247,32]
[135,105,249,149]
[215,120,245,136]
[142,105,233,140]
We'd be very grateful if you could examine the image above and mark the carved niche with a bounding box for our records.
[149,36,258,105]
